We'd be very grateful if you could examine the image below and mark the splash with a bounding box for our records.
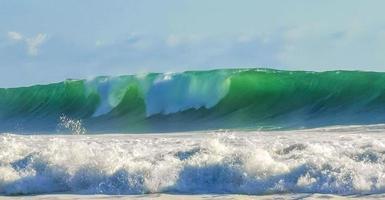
[59,115,86,135]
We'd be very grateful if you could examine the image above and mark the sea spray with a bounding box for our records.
[59,115,86,135]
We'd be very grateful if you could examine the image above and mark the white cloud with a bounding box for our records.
[7,31,23,41]
[7,32,47,56]
[25,33,47,56]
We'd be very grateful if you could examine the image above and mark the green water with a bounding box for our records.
[1,69,385,133]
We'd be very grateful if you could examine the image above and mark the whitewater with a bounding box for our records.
[2,125,385,198]
[2,68,385,199]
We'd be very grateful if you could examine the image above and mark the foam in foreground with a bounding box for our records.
[1,125,385,195]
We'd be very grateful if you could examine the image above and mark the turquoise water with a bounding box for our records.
[1,68,385,133]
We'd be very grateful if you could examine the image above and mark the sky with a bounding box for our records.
[1,0,385,87]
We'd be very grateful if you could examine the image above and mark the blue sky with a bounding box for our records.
[1,0,385,87]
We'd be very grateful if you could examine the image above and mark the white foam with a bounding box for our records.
[85,72,231,117]
[2,127,385,195]
[145,72,230,116]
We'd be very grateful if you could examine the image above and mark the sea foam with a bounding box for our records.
[1,126,385,195]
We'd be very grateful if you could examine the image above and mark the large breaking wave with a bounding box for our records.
[1,68,385,133]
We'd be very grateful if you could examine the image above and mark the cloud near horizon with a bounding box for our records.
[1,0,385,87]
[2,25,385,87]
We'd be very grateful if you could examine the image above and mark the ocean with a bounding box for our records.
[1,68,385,199]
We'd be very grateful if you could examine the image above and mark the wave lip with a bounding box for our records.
[1,129,385,195]
[2,68,385,133]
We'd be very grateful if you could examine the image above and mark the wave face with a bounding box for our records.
[1,68,385,133]
[2,127,385,195]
